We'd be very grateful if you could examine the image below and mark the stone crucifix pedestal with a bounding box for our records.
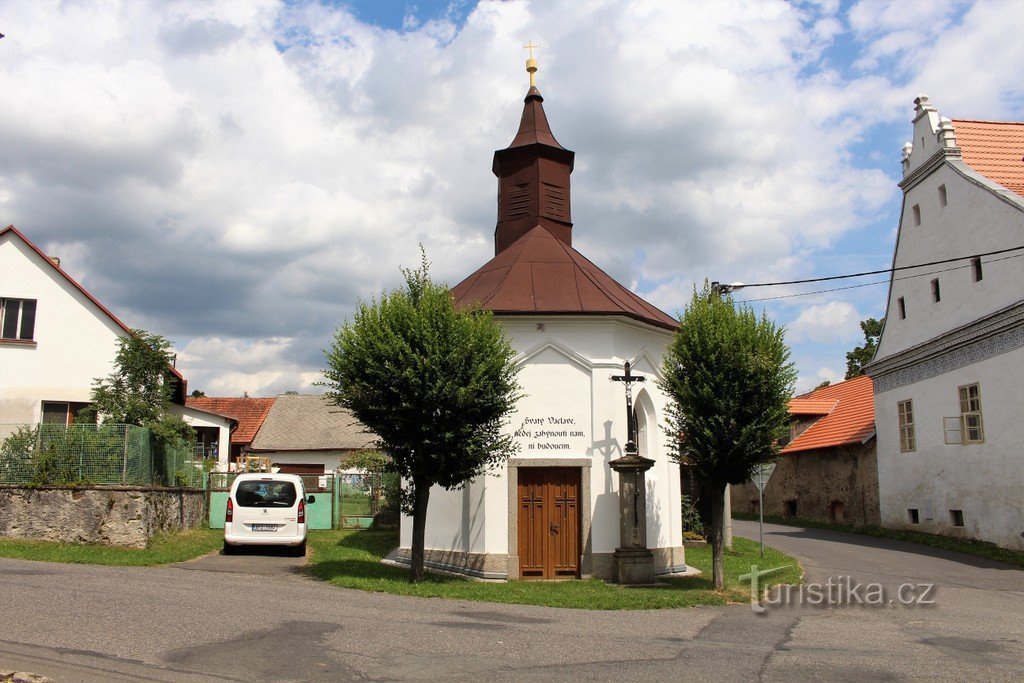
[609,361,655,585]
[609,448,655,584]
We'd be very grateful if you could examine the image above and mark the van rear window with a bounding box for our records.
[234,481,297,507]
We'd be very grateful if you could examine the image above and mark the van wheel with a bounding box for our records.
[223,541,237,556]
[293,541,307,558]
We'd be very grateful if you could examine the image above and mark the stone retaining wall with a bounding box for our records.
[0,485,205,548]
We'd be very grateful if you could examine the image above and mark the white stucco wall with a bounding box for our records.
[876,112,1024,359]
[0,233,125,424]
[870,102,1024,550]
[250,450,354,472]
[873,347,1024,549]
[400,315,684,567]
[174,404,233,471]
[877,165,1024,358]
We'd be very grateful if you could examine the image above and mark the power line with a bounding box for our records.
[736,252,1024,303]
[734,245,1024,289]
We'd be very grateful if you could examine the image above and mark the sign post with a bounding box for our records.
[751,463,777,557]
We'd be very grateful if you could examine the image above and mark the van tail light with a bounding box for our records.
[226,497,233,523]
[298,499,306,524]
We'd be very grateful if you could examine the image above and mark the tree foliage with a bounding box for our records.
[845,317,883,379]
[86,330,193,446]
[322,254,521,582]
[659,284,796,588]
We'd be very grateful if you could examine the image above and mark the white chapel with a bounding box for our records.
[396,69,686,580]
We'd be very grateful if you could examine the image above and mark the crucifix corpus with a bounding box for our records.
[609,360,656,584]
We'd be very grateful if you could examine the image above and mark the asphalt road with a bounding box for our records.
[1,521,1021,681]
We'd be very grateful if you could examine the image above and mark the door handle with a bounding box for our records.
[550,522,559,535]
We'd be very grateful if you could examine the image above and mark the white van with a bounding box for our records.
[223,473,313,557]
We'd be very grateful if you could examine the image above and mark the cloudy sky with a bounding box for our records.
[2,0,1022,396]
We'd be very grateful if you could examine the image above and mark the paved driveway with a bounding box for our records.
[0,522,1021,681]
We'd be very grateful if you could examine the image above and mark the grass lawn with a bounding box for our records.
[0,528,223,566]
[306,529,801,610]
[734,512,1024,568]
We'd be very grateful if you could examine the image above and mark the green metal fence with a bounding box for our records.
[0,423,202,487]
[206,472,335,529]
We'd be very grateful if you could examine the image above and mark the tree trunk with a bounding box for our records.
[409,477,430,584]
[708,480,726,590]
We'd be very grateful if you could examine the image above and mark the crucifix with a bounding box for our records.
[608,360,655,584]
[523,40,539,87]
[611,361,645,456]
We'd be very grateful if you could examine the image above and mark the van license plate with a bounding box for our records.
[252,524,277,532]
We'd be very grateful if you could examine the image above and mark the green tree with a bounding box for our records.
[659,284,796,589]
[190,389,206,398]
[86,330,193,448]
[323,254,521,583]
[845,317,884,379]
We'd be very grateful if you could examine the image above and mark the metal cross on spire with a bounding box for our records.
[611,361,645,456]
[523,40,539,87]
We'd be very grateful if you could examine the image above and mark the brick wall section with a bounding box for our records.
[731,442,880,526]
[0,486,205,548]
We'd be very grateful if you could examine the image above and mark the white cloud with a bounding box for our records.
[787,302,862,344]
[0,0,1019,395]
[795,366,844,395]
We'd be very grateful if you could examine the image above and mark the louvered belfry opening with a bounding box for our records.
[493,86,575,255]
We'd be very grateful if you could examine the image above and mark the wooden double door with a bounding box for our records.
[518,467,580,579]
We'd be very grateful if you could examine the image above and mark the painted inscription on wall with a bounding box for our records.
[514,416,587,452]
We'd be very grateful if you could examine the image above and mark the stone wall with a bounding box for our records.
[0,486,205,548]
[731,442,880,527]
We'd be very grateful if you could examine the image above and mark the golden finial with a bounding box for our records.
[523,41,539,87]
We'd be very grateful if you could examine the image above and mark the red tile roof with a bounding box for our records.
[782,375,875,454]
[451,226,678,331]
[788,398,838,415]
[953,119,1024,196]
[185,397,275,445]
[1,225,188,403]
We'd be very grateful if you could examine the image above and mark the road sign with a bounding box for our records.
[751,463,776,492]
[751,462,777,558]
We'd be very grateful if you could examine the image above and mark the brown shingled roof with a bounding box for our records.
[953,119,1024,196]
[185,397,275,445]
[782,375,875,454]
[451,226,678,331]
[249,394,375,452]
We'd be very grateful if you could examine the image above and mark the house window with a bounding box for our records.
[897,399,915,452]
[41,401,95,425]
[908,509,920,524]
[958,383,984,444]
[949,509,964,527]
[931,278,940,302]
[1,298,37,341]
[938,184,947,207]
[972,257,983,281]
[897,297,906,319]
[912,204,921,226]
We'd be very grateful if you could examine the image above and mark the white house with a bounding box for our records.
[0,225,232,470]
[247,394,374,474]
[394,78,685,581]
[865,97,1024,549]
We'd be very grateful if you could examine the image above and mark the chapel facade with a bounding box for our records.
[396,76,686,580]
